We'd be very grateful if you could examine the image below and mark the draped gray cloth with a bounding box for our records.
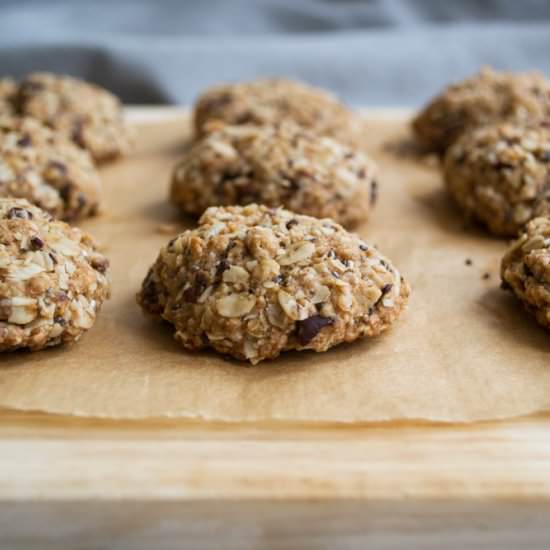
[0,0,549,107]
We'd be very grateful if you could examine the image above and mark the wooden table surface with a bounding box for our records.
[1,407,550,549]
[1,108,549,550]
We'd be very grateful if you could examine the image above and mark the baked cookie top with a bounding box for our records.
[138,203,409,364]
[443,122,550,237]
[413,67,550,153]
[0,198,110,351]
[16,72,131,161]
[170,122,377,228]
[193,78,360,147]
[501,216,550,330]
[0,115,101,221]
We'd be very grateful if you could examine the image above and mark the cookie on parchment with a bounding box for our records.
[193,78,360,147]
[170,122,378,228]
[0,116,101,221]
[137,204,409,364]
[0,198,110,352]
[501,216,550,330]
[443,122,550,237]
[413,68,550,153]
[16,72,131,162]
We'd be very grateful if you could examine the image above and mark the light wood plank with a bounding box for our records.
[1,408,550,500]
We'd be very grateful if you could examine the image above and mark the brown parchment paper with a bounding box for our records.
[0,111,549,422]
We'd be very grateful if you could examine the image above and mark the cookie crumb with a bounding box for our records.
[482,272,490,280]
[465,258,473,266]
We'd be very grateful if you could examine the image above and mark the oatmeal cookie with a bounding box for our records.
[443,122,550,237]
[0,116,101,221]
[501,216,550,330]
[193,78,360,146]
[413,68,550,153]
[0,198,110,351]
[137,204,409,364]
[16,72,131,161]
[170,122,377,228]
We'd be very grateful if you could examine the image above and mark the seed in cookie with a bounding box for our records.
[137,204,409,364]
[500,216,550,330]
[443,121,550,237]
[0,116,101,221]
[193,78,361,147]
[16,72,131,162]
[0,198,110,351]
[170,122,377,228]
[413,67,550,153]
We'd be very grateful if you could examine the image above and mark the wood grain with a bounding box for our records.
[2,407,550,500]
[2,407,550,548]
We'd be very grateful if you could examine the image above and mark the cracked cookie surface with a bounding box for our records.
[501,216,550,330]
[193,78,361,147]
[443,122,550,237]
[413,68,550,153]
[0,198,110,351]
[16,72,131,162]
[170,122,377,228]
[138,204,409,364]
[0,116,101,221]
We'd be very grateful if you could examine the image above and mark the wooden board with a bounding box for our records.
[1,108,550,549]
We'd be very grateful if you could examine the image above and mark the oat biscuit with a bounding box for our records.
[137,204,409,364]
[0,198,110,351]
[501,216,550,330]
[413,68,550,153]
[193,78,360,146]
[0,116,101,221]
[16,72,131,161]
[170,122,377,228]
[443,122,550,237]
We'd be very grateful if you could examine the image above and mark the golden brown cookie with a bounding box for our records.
[138,204,409,364]
[413,68,550,153]
[16,72,131,162]
[501,216,550,330]
[0,116,101,221]
[0,198,110,351]
[443,122,550,237]
[170,122,377,228]
[193,78,361,147]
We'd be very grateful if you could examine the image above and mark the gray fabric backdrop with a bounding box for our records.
[1,0,550,107]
